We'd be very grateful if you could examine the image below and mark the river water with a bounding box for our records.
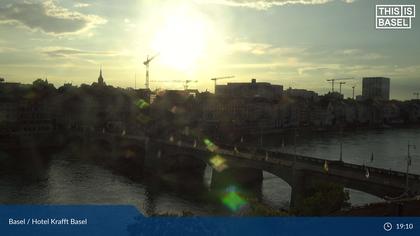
[0,128,419,215]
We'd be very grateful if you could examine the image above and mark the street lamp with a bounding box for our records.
[293,129,298,176]
[339,127,343,162]
[406,141,416,194]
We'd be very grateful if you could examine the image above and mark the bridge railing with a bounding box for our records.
[213,141,420,181]
[97,132,420,182]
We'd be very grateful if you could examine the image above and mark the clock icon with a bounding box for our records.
[384,222,393,232]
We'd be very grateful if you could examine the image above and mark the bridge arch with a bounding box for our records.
[143,139,419,208]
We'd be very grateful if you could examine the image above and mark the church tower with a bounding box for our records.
[98,66,105,86]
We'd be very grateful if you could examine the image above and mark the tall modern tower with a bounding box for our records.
[362,77,390,101]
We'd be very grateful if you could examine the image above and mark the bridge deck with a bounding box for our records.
[154,138,420,183]
[99,133,420,186]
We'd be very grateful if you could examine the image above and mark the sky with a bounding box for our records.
[0,0,419,100]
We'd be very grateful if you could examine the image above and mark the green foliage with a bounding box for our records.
[293,182,350,216]
[244,198,289,216]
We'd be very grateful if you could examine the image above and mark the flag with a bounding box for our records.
[370,152,374,162]
[408,155,412,166]
[323,160,329,173]
[365,168,370,179]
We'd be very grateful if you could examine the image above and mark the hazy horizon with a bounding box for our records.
[0,0,419,100]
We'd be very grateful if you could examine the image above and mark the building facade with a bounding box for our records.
[362,77,390,101]
[215,79,283,101]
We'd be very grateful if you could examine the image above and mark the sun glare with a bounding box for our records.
[151,6,211,72]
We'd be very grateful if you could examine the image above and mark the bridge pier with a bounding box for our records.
[211,167,263,190]
[144,139,207,184]
[290,169,309,209]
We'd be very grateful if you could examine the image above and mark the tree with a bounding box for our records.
[293,182,350,216]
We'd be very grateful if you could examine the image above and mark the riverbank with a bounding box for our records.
[336,197,420,216]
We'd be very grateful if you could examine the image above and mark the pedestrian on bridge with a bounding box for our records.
[234,146,239,154]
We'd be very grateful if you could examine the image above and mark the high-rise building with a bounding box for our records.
[362,77,390,101]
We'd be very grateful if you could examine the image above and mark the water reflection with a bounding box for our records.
[272,128,420,174]
[0,128,419,214]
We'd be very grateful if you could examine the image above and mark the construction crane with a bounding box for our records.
[352,85,357,100]
[211,76,235,90]
[150,80,198,90]
[180,80,198,90]
[339,82,346,94]
[143,54,159,89]
[414,92,420,100]
[326,78,353,93]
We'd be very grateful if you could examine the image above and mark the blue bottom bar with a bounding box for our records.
[1,206,419,236]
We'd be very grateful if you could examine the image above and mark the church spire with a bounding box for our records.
[98,65,105,85]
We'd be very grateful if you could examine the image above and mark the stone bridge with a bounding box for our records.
[87,132,420,208]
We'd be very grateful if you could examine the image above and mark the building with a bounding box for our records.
[98,67,106,86]
[202,79,284,135]
[362,77,390,101]
[285,88,319,101]
[215,79,283,101]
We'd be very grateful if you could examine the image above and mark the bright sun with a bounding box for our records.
[151,6,211,72]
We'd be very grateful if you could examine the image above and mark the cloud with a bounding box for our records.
[336,49,386,60]
[38,46,128,65]
[229,41,273,55]
[74,3,90,8]
[0,0,106,35]
[40,47,123,58]
[229,40,306,55]
[0,47,18,53]
[197,0,354,10]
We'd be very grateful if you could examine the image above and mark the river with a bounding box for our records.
[0,128,419,215]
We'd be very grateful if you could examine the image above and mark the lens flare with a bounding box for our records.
[135,99,149,109]
[221,186,247,212]
[204,138,218,152]
[210,155,228,172]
